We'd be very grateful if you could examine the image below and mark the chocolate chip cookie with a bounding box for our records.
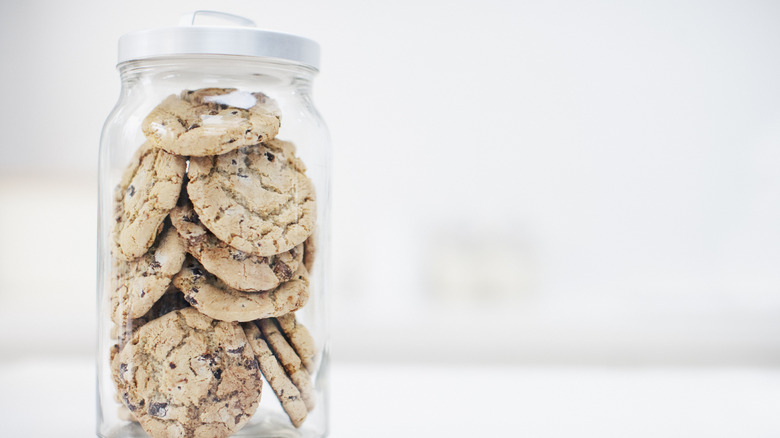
[187,139,316,257]
[243,322,308,428]
[258,318,314,411]
[170,200,303,292]
[142,88,280,157]
[115,308,262,438]
[112,143,186,260]
[276,313,317,373]
[111,227,187,326]
[172,257,309,322]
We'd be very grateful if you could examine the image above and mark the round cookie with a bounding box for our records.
[170,201,303,292]
[187,139,316,257]
[258,318,314,411]
[142,88,281,157]
[276,313,317,373]
[110,288,191,427]
[111,227,187,326]
[112,142,186,260]
[243,322,308,428]
[172,257,309,322]
[115,308,262,438]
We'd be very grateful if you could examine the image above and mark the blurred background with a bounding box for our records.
[1,0,780,436]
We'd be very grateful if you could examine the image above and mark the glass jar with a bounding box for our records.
[97,11,330,438]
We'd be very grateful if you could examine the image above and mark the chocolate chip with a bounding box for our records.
[227,345,245,354]
[169,362,176,369]
[122,393,137,411]
[184,295,198,306]
[200,353,216,366]
[231,159,237,165]
[227,138,236,143]
[149,260,161,270]
[212,368,222,380]
[127,185,135,197]
[273,262,293,280]
[219,104,228,110]
[265,152,275,162]
[235,414,243,424]
[148,402,168,418]
[231,111,238,115]
[230,252,249,262]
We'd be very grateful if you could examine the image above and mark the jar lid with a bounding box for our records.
[118,11,320,70]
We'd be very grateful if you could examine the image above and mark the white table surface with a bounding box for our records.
[1,357,779,437]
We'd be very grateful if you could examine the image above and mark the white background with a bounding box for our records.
[1,0,780,435]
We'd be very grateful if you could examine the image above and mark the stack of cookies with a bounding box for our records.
[108,88,318,438]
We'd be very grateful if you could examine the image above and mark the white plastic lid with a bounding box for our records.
[118,11,320,70]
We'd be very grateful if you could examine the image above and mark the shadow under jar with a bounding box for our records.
[97,11,330,438]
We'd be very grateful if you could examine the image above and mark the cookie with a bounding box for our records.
[258,318,314,411]
[111,343,134,413]
[112,286,191,348]
[303,232,317,273]
[111,288,191,426]
[142,88,280,157]
[112,347,139,423]
[170,201,303,292]
[276,313,317,372]
[115,308,262,438]
[243,322,308,427]
[110,343,121,384]
[187,139,316,257]
[110,227,187,326]
[112,142,186,260]
[172,257,310,322]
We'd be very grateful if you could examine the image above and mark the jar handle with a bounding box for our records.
[179,10,257,27]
